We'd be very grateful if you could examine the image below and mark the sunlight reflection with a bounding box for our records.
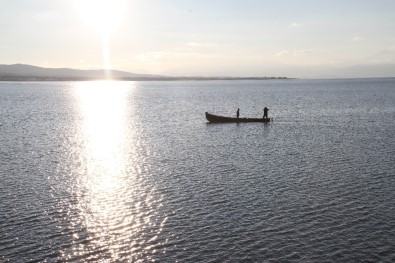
[76,81,129,191]
[64,81,167,261]
[73,81,131,259]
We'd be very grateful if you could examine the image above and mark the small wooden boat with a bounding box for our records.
[205,112,271,123]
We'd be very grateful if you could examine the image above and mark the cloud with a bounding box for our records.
[134,52,170,63]
[353,36,365,42]
[289,22,301,28]
[367,49,395,64]
[293,50,312,56]
[275,50,289,57]
[187,42,218,47]
[275,50,312,57]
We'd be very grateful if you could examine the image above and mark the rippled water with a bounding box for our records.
[1,79,395,262]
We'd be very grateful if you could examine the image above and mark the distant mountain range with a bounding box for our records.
[0,64,288,81]
[0,64,166,81]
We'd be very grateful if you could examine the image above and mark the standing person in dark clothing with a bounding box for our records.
[263,107,269,119]
[237,108,240,119]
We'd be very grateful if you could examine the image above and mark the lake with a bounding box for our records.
[1,79,395,262]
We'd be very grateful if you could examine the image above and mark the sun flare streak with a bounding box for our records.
[101,33,112,78]
[77,0,125,75]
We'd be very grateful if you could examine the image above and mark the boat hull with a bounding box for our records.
[205,112,271,123]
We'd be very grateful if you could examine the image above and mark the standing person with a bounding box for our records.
[263,107,269,119]
[237,108,240,118]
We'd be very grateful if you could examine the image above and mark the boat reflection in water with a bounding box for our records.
[61,81,167,261]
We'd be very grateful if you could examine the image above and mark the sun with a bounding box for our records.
[77,0,124,36]
[77,0,125,74]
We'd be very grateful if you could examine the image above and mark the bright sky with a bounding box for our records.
[1,0,394,78]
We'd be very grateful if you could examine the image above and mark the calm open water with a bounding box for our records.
[0,79,395,262]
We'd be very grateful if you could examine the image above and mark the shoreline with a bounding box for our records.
[0,76,292,81]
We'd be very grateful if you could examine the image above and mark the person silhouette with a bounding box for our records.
[237,108,240,118]
[263,107,269,119]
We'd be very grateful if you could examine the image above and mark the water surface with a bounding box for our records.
[1,79,395,262]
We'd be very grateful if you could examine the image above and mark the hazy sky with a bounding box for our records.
[1,0,395,78]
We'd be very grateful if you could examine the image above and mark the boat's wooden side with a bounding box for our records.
[205,112,271,123]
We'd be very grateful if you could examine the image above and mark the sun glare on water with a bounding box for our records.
[77,0,125,75]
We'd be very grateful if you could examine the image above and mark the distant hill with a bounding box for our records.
[0,64,166,81]
[0,64,289,81]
